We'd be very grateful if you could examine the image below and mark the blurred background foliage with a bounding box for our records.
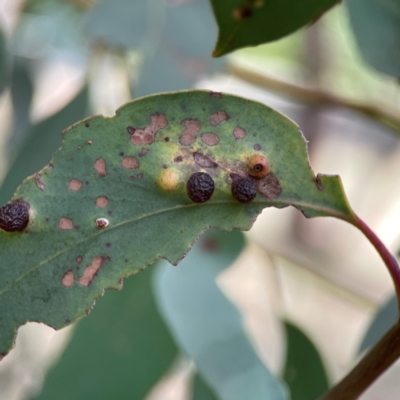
[0,0,400,399]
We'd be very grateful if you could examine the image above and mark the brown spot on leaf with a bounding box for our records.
[164,137,170,142]
[59,218,73,230]
[35,173,45,190]
[78,257,104,286]
[69,179,83,191]
[179,119,201,146]
[232,6,253,20]
[314,174,324,190]
[96,196,109,208]
[210,111,230,126]
[121,157,139,170]
[201,133,220,146]
[139,148,148,157]
[119,152,124,157]
[233,127,246,139]
[96,218,109,228]
[85,122,90,128]
[193,152,218,168]
[94,158,107,177]
[129,113,168,145]
[76,256,83,264]
[174,155,183,163]
[62,270,74,288]
[127,126,136,135]
[254,144,261,151]
[137,173,143,179]
[257,172,282,199]
[105,242,111,248]
[130,176,135,181]
[87,140,92,145]
[210,91,222,99]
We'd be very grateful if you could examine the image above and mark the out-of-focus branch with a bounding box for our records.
[229,62,400,135]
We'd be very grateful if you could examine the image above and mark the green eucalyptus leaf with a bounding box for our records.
[154,229,289,400]
[0,87,89,205]
[210,0,339,57]
[7,59,34,154]
[359,295,397,353]
[346,0,400,78]
[193,373,219,400]
[85,0,224,97]
[283,322,329,400]
[0,90,354,358]
[0,26,10,95]
[31,267,178,400]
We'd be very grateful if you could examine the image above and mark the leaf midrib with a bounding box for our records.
[0,197,349,298]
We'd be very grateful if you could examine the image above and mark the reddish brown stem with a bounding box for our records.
[354,215,400,309]
[320,215,400,399]
[320,320,400,400]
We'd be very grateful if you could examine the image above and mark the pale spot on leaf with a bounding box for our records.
[94,158,107,177]
[121,157,139,170]
[96,196,109,208]
[201,133,220,146]
[62,270,74,288]
[233,126,246,139]
[78,257,104,286]
[69,179,83,191]
[210,110,230,126]
[179,119,201,146]
[59,218,73,230]
[129,113,168,145]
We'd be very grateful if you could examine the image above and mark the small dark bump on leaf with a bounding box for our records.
[85,122,89,128]
[174,156,183,163]
[127,126,136,135]
[254,144,261,150]
[0,201,30,232]
[186,172,215,203]
[232,7,253,20]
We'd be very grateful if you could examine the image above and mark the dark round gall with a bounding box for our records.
[0,201,30,232]
[231,176,257,203]
[186,172,215,203]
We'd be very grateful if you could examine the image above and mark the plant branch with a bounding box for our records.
[354,215,400,309]
[319,319,400,400]
[228,62,400,135]
[319,215,400,399]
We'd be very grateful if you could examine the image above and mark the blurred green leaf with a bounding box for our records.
[154,229,289,400]
[283,322,329,400]
[193,372,219,400]
[0,26,10,95]
[210,0,338,57]
[359,295,397,353]
[31,266,178,400]
[85,0,224,96]
[0,87,89,204]
[346,0,400,78]
[7,59,33,154]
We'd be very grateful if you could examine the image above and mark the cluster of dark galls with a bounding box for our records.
[186,172,257,204]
